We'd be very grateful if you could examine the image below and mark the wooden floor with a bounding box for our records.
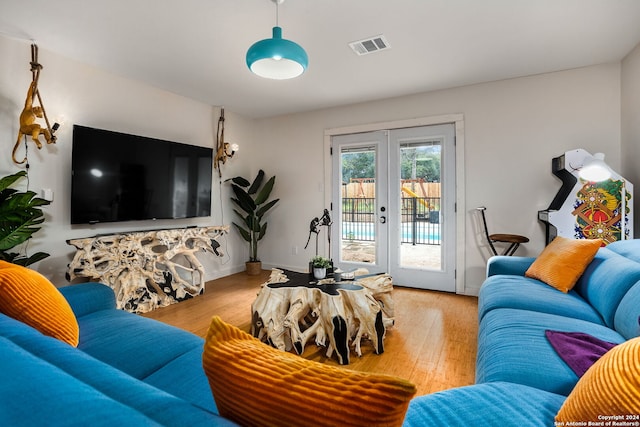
[142,270,479,396]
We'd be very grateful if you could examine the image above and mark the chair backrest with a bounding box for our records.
[476,207,497,255]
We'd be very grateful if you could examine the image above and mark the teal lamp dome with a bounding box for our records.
[246,26,308,80]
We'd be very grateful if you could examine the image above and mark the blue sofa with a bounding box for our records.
[3,240,639,426]
[0,282,238,426]
[404,239,640,426]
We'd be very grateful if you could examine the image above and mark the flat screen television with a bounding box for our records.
[71,125,213,224]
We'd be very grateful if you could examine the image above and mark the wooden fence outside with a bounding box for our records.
[342,180,441,198]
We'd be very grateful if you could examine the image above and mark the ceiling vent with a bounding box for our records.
[349,35,390,56]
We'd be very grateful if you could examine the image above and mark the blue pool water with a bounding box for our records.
[342,222,441,243]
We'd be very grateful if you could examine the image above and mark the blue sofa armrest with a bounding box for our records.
[59,283,117,318]
[486,256,536,278]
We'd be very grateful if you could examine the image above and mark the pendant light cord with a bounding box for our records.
[275,0,279,27]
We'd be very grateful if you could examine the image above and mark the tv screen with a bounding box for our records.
[71,125,213,224]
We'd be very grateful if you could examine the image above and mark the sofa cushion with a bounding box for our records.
[404,382,566,427]
[476,308,625,395]
[203,316,416,427]
[573,247,640,328]
[478,274,603,324]
[614,280,640,340]
[0,261,79,346]
[555,337,640,423]
[144,346,219,415]
[0,337,164,427]
[605,239,640,263]
[0,315,236,426]
[486,255,536,277]
[76,308,204,380]
[524,236,602,293]
[59,282,117,317]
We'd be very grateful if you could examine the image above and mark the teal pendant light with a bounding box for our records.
[246,0,308,80]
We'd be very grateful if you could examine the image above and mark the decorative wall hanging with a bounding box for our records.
[538,149,633,245]
[12,43,59,165]
[213,108,238,178]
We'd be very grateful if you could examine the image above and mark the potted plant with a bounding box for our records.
[229,170,279,275]
[0,171,51,266]
[311,255,331,280]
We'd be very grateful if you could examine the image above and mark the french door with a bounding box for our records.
[331,124,456,292]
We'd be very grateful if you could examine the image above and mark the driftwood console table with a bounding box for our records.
[67,226,228,313]
[251,269,394,365]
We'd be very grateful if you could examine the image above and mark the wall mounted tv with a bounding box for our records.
[71,125,213,225]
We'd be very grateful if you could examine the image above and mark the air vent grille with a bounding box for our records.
[349,35,390,56]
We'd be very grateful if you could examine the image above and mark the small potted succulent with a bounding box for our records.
[311,256,331,280]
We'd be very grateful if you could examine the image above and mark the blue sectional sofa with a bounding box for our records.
[3,240,639,426]
[0,282,238,426]
[404,239,640,426]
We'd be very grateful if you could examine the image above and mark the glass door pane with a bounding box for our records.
[331,131,388,275]
[341,148,376,264]
[388,124,455,292]
[399,140,442,270]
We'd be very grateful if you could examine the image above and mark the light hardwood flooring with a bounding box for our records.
[142,270,479,397]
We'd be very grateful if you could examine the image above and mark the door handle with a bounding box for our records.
[380,216,386,224]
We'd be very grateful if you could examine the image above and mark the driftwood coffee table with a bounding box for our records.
[251,269,394,365]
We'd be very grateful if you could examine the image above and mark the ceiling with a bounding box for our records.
[2,0,640,119]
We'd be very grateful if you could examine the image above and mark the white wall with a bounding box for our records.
[0,36,252,284]
[0,33,626,295]
[622,42,640,237]
[254,64,621,294]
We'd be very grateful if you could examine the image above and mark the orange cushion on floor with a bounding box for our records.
[556,336,640,422]
[0,261,79,347]
[202,316,417,427]
[525,236,602,293]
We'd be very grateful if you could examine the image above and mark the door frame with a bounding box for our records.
[323,114,466,294]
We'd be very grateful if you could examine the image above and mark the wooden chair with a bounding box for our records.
[476,206,529,256]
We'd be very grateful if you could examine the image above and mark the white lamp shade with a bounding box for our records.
[579,152,612,182]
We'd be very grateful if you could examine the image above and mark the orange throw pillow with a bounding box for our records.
[0,261,79,346]
[556,336,640,422]
[202,316,417,427]
[525,236,602,292]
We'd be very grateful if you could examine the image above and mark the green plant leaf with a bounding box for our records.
[258,222,268,241]
[244,214,256,231]
[0,188,18,204]
[232,208,248,222]
[256,198,279,218]
[232,222,251,242]
[248,170,265,195]
[230,176,251,187]
[0,172,50,265]
[0,224,43,251]
[12,251,50,267]
[231,184,256,213]
[311,256,331,268]
[254,176,275,205]
[0,171,27,192]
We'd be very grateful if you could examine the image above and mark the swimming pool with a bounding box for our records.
[342,221,441,244]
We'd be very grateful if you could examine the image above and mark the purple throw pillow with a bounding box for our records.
[545,330,618,378]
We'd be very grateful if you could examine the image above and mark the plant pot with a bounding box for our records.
[313,267,327,280]
[246,261,262,276]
